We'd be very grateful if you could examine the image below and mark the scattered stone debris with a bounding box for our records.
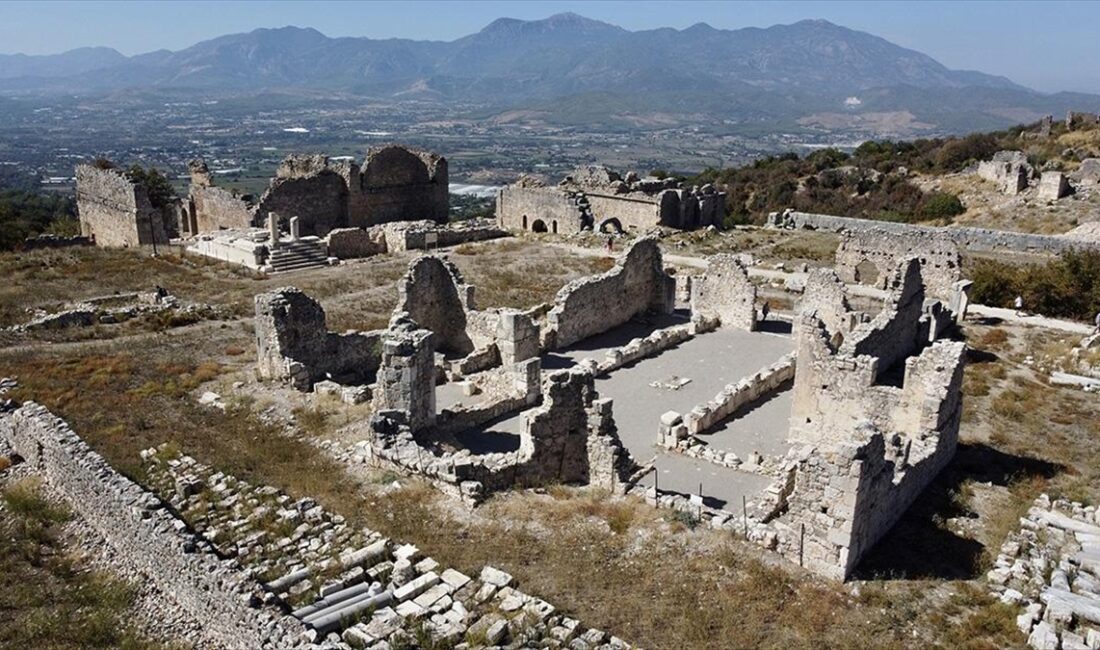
[988,495,1100,650]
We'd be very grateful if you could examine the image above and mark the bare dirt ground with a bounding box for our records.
[2,234,1096,649]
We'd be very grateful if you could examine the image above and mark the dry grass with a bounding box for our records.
[0,477,167,649]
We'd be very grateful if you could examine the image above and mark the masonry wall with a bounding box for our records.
[357,145,448,226]
[546,236,675,349]
[75,165,168,248]
[770,210,1098,254]
[496,185,584,233]
[189,185,254,234]
[690,254,757,330]
[393,256,475,357]
[0,403,305,648]
[254,287,382,390]
[834,229,961,300]
[255,172,350,237]
[585,192,663,231]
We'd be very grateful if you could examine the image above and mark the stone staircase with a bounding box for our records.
[267,238,328,273]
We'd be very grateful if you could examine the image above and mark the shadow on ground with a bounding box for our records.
[852,442,1060,581]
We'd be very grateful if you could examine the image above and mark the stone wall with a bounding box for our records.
[769,209,1100,254]
[496,166,725,234]
[75,164,171,248]
[689,254,757,330]
[545,236,675,349]
[254,287,382,390]
[357,145,448,225]
[373,323,436,433]
[393,256,475,356]
[369,368,639,502]
[324,227,386,259]
[495,184,586,234]
[768,338,965,579]
[251,146,448,238]
[834,228,961,300]
[798,268,860,340]
[0,403,307,648]
[183,159,256,235]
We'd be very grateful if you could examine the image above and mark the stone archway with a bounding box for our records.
[854,259,880,286]
[531,219,548,233]
[597,218,623,234]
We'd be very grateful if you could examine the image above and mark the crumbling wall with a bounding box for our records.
[770,338,965,579]
[254,287,381,390]
[496,185,585,234]
[690,254,757,330]
[769,210,1100,254]
[369,368,639,501]
[834,228,961,300]
[798,268,858,339]
[75,164,170,248]
[393,256,475,357]
[324,227,386,259]
[255,156,350,237]
[373,323,436,433]
[0,403,305,647]
[977,153,1030,195]
[184,159,255,235]
[546,236,675,349]
[357,145,448,226]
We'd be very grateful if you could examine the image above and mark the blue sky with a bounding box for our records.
[2,0,1098,93]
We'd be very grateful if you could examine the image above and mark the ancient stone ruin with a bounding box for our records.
[1038,171,1072,200]
[834,227,961,300]
[75,163,178,247]
[977,150,1033,195]
[184,145,449,238]
[496,165,725,234]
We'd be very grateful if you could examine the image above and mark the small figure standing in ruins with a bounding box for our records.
[606,236,614,254]
[1014,294,1024,316]
[1093,309,1100,333]
[760,300,770,322]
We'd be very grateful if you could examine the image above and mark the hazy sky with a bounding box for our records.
[2,0,1098,93]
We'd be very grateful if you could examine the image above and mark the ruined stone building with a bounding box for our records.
[976,150,1032,195]
[183,144,449,237]
[834,228,961,300]
[496,166,725,234]
[75,164,177,247]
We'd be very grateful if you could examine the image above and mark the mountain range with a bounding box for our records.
[2,14,1096,134]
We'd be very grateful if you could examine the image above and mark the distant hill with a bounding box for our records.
[1,14,1096,134]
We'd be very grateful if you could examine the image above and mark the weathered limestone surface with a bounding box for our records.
[769,209,1100,254]
[1038,171,1072,200]
[690,254,757,330]
[0,403,307,649]
[374,322,436,432]
[393,257,475,356]
[496,165,725,234]
[254,287,382,390]
[798,268,859,339]
[834,228,961,300]
[75,164,173,247]
[184,159,254,235]
[977,150,1031,195]
[546,236,675,349]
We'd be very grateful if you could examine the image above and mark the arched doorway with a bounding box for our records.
[531,219,548,233]
[854,260,880,286]
[597,218,623,234]
[522,215,528,230]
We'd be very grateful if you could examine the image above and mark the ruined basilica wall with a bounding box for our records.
[393,256,475,357]
[75,164,160,248]
[690,254,757,330]
[798,268,858,339]
[0,403,306,648]
[835,229,961,299]
[585,192,663,231]
[357,146,448,225]
[774,339,965,578]
[496,186,583,233]
[255,173,350,237]
[546,237,675,349]
[770,210,1100,254]
[255,288,382,390]
[190,185,255,233]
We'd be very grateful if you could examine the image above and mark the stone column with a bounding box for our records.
[374,327,436,432]
[268,212,280,249]
[289,216,301,241]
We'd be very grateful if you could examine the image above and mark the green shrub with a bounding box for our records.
[970,249,1100,320]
